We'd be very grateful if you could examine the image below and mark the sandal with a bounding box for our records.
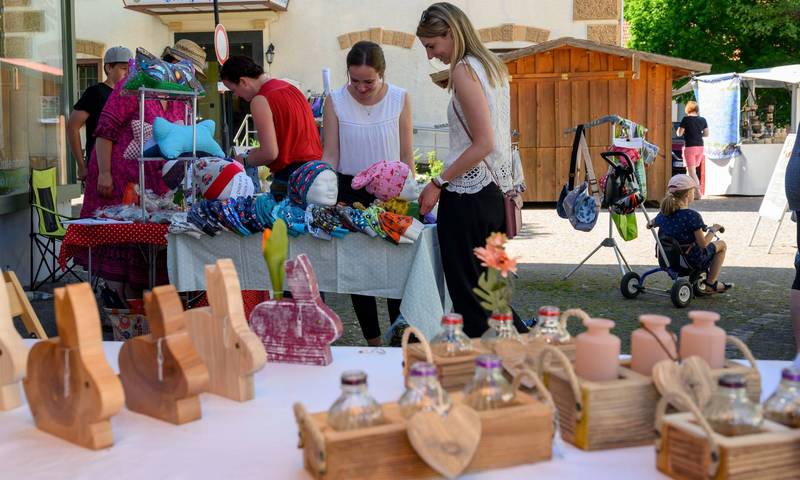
[703,280,734,293]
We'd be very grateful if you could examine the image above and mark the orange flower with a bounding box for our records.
[261,228,272,261]
[474,246,502,269]
[486,232,508,251]
[495,254,518,278]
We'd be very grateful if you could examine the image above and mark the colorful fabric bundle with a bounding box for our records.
[124,48,204,93]
[305,205,349,240]
[191,156,253,200]
[272,198,307,236]
[378,212,424,245]
[362,205,386,239]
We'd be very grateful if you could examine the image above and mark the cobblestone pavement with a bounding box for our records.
[24,197,797,360]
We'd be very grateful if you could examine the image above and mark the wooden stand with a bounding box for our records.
[656,393,800,480]
[184,259,266,402]
[404,331,489,391]
[709,336,761,404]
[294,379,553,479]
[4,270,47,339]
[0,270,28,410]
[118,285,209,425]
[23,283,124,449]
[538,346,659,450]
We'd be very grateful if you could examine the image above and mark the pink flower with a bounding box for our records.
[495,254,518,278]
[486,232,508,251]
[474,246,502,269]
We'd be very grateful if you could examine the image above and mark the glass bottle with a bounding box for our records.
[462,354,516,411]
[398,362,452,419]
[327,370,385,431]
[703,374,764,436]
[529,306,571,345]
[480,312,524,352]
[430,313,473,357]
[763,366,800,428]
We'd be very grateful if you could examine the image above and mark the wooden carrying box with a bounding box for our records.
[404,332,488,391]
[655,394,800,480]
[709,336,761,404]
[293,389,553,479]
[538,346,659,450]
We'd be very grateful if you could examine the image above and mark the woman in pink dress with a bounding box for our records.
[77,77,187,294]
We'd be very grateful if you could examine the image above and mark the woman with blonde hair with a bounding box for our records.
[676,100,709,199]
[417,2,524,337]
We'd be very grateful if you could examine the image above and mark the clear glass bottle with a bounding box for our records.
[398,362,452,419]
[529,306,571,345]
[480,312,524,352]
[462,354,516,411]
[703,374,764,436]
[327,370,385,431]
[430,313,473,357]
[763,366,800,428]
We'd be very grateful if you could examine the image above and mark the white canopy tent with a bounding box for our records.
[674,64,800,132]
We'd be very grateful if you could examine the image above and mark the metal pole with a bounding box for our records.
[139,89,146,220]
[213,0,231,154]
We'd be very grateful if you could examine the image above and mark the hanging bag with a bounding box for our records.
[557,125,601,231]
[452,101,523,238]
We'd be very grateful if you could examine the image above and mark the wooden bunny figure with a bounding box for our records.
[250,254,343,366]
[185,259,267,402]
[0,271,27,411]
[118,285,209,425]
[24,283,124,449]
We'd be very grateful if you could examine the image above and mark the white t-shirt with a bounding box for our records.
[330,83,406,176]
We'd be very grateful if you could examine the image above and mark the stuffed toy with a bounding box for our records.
[351,160,419,202]
[152,117,224,159]
[124,48,204,93]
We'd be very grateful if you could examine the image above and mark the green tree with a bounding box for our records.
[625,0,800,126]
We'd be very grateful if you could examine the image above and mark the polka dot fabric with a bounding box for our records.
[59,223,169,271]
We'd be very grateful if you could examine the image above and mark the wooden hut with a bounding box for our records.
[432,37,711,202]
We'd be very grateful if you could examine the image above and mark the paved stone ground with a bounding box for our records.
[19,196,797,360]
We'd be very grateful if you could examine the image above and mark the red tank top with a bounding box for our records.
[256,79,322,173]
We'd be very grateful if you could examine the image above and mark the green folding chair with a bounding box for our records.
[29,167,82,290]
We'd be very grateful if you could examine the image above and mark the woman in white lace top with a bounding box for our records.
[417,2,524,337]
[321,40,414,346]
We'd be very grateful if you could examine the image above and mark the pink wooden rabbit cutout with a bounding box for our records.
[250,254,343,366]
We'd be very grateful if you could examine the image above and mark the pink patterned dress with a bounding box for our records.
[76,80,188,290]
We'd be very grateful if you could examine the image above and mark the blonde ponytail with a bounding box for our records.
[660,188,692,216]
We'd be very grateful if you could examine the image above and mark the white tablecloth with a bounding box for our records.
[167,226,449,339]
[1,341,790,480]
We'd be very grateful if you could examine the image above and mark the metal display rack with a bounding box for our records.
[134,87,201,219]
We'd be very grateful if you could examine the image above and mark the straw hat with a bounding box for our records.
[162,39,206,78]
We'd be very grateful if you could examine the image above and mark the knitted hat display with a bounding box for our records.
[288,161,335,207]
[192,157,254,200]
[351,161,411,201]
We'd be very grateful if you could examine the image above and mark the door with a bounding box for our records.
[174,31,264,152]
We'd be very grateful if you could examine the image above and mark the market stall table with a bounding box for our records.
[168,226,449,339]
[58,223,170,288]
[0,340,788,479]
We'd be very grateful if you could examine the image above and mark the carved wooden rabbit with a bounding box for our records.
[118,285,209,425]
[24,283,124,449]
[0,271,27,411]
[250,254,343,366]
[185,259,267,402]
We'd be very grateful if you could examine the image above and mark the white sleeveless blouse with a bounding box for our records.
[330,83,406,176]
[447,55,513,194]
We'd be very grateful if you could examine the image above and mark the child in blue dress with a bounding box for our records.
[652,174,733,293]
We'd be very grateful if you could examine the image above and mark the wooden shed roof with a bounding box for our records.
[430,36,711,86]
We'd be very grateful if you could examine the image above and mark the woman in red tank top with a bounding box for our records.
[221,55,322,200]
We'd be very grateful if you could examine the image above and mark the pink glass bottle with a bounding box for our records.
[680,311,726,369]
[631,314,678,375]
[575,318,620,382]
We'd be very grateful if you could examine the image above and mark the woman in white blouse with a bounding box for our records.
[322,40,414,346]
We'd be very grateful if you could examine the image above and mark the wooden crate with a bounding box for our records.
[403,326,490,391]
[538,346,660,450]
[708,337,761,404]
[293,390,553,480]
[656,397,800,480]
